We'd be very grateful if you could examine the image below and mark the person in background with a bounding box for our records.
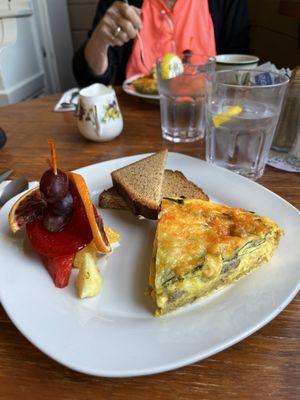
[73,0,250,87]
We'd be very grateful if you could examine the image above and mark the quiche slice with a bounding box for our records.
[149,198,283,316]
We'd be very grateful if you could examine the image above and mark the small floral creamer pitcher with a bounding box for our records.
[77,83,123,142]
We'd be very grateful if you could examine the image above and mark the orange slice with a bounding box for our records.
[68,172,111,254]
[8,187,45,234]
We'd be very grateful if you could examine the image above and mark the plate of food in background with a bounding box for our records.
[122,66,160,101]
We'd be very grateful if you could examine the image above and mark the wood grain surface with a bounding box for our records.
[0,90,299,400]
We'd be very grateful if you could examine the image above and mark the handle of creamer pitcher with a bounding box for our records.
[92,105,102,137]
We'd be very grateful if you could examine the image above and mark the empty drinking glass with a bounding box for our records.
[205,70,289,180]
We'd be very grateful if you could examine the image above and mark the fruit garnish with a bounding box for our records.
[73,227,120,297]
[42,192,74,232]
[8,187,46,234]
[104,227,120,244]
[8,139,113,292]
[40,168,69,204]
[68,172,111,254]
[73,241,98,269]
[161,53,184,80]
[43,254,74,288]
[213,106,243,128]
[75,251,102,298]
[42,208,72,233]
[26,157,111,257]
[40,140,73,232]
[182,49,193,63]
[74,229,120,269]
[26,201,93,257]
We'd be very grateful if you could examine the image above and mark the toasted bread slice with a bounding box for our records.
[98,187,128,210]
[162,170,209,201]
[111,150,168,219]
[99,170,209,210]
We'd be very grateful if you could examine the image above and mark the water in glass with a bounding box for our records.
[157,54,215,143]
[206,101,279,179]
[205,70,289,180]
[159,76,206,142]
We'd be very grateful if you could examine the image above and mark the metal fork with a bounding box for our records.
[123,0,148,72]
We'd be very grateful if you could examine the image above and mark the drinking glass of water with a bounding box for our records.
[157,54,215,143]
[205,70,289,180]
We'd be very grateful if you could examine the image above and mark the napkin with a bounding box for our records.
[256,62,292,78]
[267,150,300,173]
[54,88,79,112]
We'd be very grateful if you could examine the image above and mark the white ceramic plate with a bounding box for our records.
[122,74,160,101]
[0,153,299,377]
[216,54,259,65]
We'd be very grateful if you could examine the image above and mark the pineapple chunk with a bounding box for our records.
[74,241,98,269]
[75,251,103,299]
[105,227,120,244]
[73,227,120,299]
[74,227,120,270]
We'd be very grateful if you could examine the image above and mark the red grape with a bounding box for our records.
[40,168,75,233]
[40,169,69,203]
[182,49,192,63]
[51,192,73,216]
[42,209,71,232]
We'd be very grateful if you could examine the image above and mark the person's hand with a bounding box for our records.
[85,2,142,75]
[97,1,142,47]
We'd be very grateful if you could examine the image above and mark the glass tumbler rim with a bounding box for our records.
[214,69,290,89]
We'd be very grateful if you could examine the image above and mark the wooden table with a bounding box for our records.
[0,90,299,400]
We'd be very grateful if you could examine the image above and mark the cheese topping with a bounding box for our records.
[156,199,270,278]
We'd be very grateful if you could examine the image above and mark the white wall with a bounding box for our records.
[32,0,76,92]
[0,11,44,105]
[0,0,76,106]
[46,0,76,91]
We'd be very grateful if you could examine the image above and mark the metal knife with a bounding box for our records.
[0,169,14,185]
[0,177,28,207]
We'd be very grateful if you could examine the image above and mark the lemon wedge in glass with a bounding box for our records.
[161,53,184,80]
[213,106,243,128]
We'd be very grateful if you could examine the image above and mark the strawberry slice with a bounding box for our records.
[43,254,74,288]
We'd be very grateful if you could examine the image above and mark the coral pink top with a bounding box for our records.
[126,0,216,78]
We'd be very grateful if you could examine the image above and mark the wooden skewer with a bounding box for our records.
[48,139,58,175]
